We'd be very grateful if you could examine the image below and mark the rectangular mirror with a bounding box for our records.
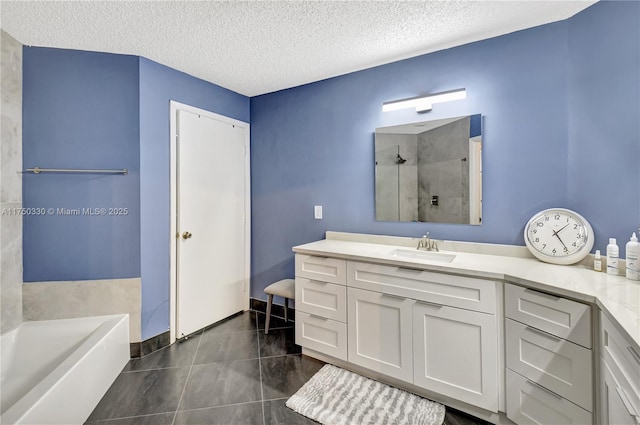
[375,114,482,224]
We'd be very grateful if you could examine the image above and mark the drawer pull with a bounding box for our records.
[397,266,425,273]
[416,300,443,308]
[526,325,562,341]
[382,293,406,300]
[524,287,561,301]
[309,314,329,321]
[627,346,640,365]
[308,279,329,285]
[526,378,563,400]
[616,386,640,421]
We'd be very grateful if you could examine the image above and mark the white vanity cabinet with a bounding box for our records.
[292,235,640,425]
[346,260,500,412]
[295,255,348,360]
[505,283,593,424]
[600,312,640,425]
[295,255,501,413]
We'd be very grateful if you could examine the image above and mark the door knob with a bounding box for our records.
[182,231,192,240]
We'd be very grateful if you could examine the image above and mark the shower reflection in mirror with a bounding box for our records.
[375,114,482,225]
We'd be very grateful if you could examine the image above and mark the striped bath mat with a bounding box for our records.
[286,364,445,425]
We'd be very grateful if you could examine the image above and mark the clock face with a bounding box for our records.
[524,208,594,265]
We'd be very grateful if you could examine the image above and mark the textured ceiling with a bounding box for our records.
[0,1,596,97]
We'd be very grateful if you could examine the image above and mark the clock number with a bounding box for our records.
[535,238,539,243]
[573,224,578,229]
[537,222,544,227]
[564,247,568,253]
[572,242,577,247]
[532,229,537,234]
[545,217,549,222]
[542,244,547,249]
[552,248,557,254]
[554,214,560,220]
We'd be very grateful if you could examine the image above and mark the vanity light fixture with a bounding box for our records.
[382,88,466,113]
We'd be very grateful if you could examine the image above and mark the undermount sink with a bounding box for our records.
[388,248,456,263]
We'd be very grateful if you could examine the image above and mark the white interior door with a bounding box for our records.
[176,108,248,338]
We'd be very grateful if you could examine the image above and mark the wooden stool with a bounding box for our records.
[264,278,295,334]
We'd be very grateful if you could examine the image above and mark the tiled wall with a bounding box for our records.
[375,133,418,222]
[1,30,23,332]
[417,118,470,224]
[22,278,142,342]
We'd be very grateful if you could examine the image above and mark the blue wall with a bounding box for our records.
[567,1,640,254]
[23,48,140,282]
[139,57,249,339]
[22,50,249,340]
[250,1,640,300]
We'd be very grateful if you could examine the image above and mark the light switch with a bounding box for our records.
[314,205,323,220]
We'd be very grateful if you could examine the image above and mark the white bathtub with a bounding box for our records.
[0,314,130,424]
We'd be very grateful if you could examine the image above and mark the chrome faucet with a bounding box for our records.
[417,232,439,251]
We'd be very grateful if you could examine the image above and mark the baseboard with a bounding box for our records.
[129,343,141,358]
[250,297,295,320]
[129,330,171,358]
[130,301,294,359]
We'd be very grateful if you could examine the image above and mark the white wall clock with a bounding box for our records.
[524,208,594,265]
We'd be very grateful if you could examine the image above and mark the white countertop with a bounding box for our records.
[292,233,640,351]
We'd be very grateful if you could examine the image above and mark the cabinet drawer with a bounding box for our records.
[506,369,592,425]
[295,277,346,322]
[601,312,640,400]
[506,319,592,411]
[347,261,496,314]
[505,284,591,348]
[295,254,346,285]
[295,311,347,361]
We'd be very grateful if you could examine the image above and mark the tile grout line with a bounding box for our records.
[171,329,205,425]
[94,410,176,423]
[256,314,267,425]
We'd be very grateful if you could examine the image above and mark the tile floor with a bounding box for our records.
[86,310,488,425]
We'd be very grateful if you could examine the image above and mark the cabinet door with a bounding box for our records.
[601,359,640,425]
[347,287,413,382]
[413,301,499,412]
[601,312,640,400]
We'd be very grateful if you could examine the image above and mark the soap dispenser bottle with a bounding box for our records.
[626,232,640,281]
[593,250,602,272]
[606,238,619,276]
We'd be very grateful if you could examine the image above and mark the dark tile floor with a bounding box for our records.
[86,310,488,425]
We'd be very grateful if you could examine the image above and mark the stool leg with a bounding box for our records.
[265,294,273,335]
[284,298,289,322]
